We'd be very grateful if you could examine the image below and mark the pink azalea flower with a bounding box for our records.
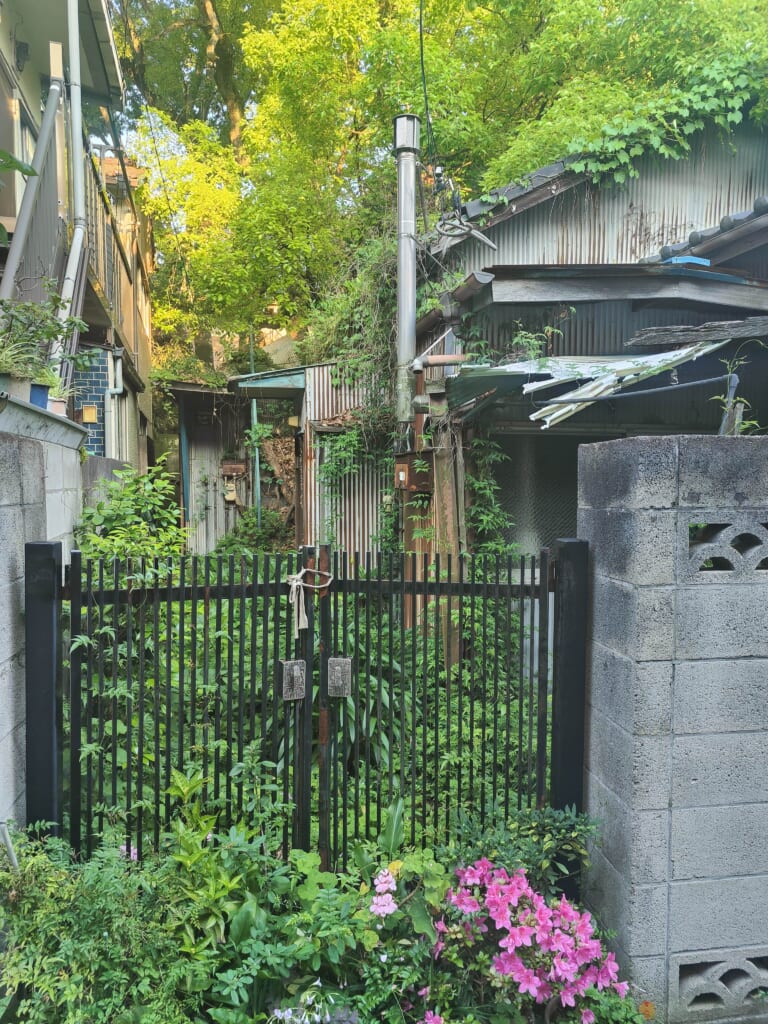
[614,981,630,998]
[423,1012,443,1024]
[581,1011,596,1024]
[450,888,482,914]
[516,968,542,998]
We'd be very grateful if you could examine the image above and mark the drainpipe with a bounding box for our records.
[55,0,88,361]
[105,346,124,459]
[393,115,420,436]
[249,333,262,528]
[0,45,65,302]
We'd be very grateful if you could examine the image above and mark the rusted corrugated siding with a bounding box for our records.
[457,125,768,271]
[302,365,386,556]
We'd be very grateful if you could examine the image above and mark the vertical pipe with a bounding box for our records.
[317,545,331,869]
[249,334,262,528]
[57,0,88,360]
[393,115,421,431]
[68,550,83,852]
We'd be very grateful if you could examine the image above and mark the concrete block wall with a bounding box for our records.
[578,436,768,1024]
[0,433,45,824]
[0,410,85,825]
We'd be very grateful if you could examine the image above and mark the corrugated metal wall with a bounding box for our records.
[302,365,388,555]
[182,394,248,554]
[457,125,768,271]
[475,301,717,358]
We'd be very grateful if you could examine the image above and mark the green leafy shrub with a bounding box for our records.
[76,460,187,561]
[0,834,205,1023]
[435,804,598,900]
[0,791,641,1024]
[214,507,295,555]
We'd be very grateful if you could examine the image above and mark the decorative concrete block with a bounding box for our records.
[578,507,677,585]
[678,511,768,583]
[676,585,768,660]
[672,805,768,880]
[670,879,768,950]
[590,644,673,735]
[673,661,768,734]
[591,576,675,661]
[672,734,768,807]
[678,435,768,509]
[669,946,768,1023]
[578,436,681,511]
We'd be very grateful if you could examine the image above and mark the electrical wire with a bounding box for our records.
[530,373,730,404]
[418,0,438,168]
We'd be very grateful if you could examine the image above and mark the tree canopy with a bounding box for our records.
[111,0,768,361]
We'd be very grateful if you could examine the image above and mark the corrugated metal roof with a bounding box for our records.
[447,339,730,428]
[438,125,768,270]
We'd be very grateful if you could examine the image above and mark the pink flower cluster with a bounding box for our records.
[437,860,629,1016]
[370,868,399,918]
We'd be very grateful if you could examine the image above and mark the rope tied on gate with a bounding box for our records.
[285,567,334,639]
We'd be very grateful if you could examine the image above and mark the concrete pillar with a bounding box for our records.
[578,435,768,1024]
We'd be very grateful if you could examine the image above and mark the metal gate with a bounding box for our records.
[24,541,587,866]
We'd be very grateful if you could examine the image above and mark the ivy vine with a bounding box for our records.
[568,57,762,184]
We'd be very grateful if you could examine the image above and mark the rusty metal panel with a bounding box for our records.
[301,366,388,555]
[457,125,768,272]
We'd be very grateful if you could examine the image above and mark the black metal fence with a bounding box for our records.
[24,541,588,867]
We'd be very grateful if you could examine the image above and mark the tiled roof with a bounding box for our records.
[639,196,768,265]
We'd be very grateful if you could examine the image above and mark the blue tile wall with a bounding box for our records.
[75,350,109,456]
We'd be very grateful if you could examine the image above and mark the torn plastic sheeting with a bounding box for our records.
[524,338,731,429]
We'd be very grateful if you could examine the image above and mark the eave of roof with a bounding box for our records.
[472,263,768,313]
[431,163,585,256]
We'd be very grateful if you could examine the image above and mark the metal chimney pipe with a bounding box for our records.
[394,114,420,425]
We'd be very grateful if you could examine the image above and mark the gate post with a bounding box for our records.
[295,547,315,850]
[24,542,63,830]
[550,538,588,811]
[316,545,332,870]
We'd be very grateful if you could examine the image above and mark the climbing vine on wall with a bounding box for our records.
[568,58,761,184]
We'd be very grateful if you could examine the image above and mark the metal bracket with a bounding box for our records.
[328,658,352,697]
[280,659,306,700]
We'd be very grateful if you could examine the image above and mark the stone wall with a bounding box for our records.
[0,404,85,824]
[578,435,768,1024]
